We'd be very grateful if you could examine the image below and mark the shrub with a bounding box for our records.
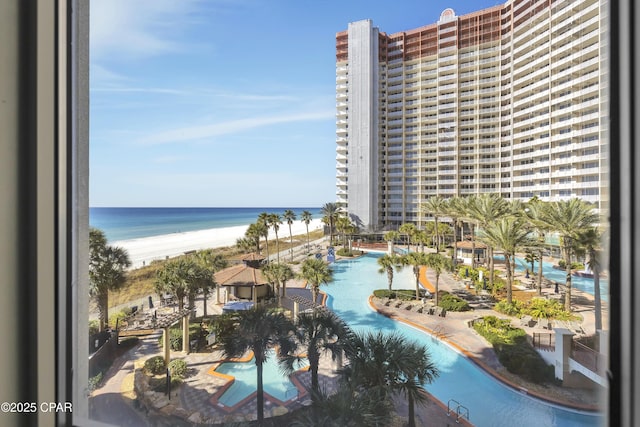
[144,356,166,375]
[438,292,471,312]
[88,372,103,391]
[473,316,553,384]
[108,308,132,329]
[89,320,100,336]
[494,300,524,317]
[373,289,418,301]
[168,359,188,379]
[496,342,555,383]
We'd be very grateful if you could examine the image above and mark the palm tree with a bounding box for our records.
[422,195,447,253]
[413,229,428,252]
[541,198,599,311]
[244,222,264,254]
[577,227,605,331]
[262,262,294,301]
[283,209,297,261]
[383,230,400,253]
[268,213,282,263]
[443,197,465,269]
[377,253,401,291]
[281,310,349,402]
[401,251,430,300]
[257,212,271,260]
[466,194,510,290]
[342,330,439,427]
[335,215,353,247]
[155,257,211,318]
[524,198,552,296]
[425,253,452,306]
[321,202,340,245]
[89,228,131,331]
[399,222,417,252]
[298,258,334,309]
[479,217,535,305]
[217,305,296,425]
[194,249,228,314]
[300,210,313,253]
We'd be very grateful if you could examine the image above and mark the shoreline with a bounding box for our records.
[112,219,324,269]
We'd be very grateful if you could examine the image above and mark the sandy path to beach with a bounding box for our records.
[112,218,324,269]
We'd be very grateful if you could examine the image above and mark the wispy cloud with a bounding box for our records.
[138,110,335,145]
[91,87,189,95]
[90,0,205,60]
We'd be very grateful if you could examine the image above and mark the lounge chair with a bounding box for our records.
[427,307,435,315]
[405,304,413,310]
[395,301,403,308]
[416,306,424,313]
[384,299,392,306]
[439,308,447,318]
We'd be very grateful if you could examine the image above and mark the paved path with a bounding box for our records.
[89,333,161,426]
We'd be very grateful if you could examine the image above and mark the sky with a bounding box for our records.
[90,0,502,208]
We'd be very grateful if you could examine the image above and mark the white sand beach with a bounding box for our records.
[113,219,324,269]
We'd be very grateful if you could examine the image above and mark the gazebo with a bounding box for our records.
[455,241,488,265]
[214,253,271,303]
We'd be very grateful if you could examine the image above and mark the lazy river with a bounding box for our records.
[324,253,604,427]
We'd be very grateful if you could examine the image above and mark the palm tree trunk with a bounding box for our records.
[98,292,109,332]
[263,236,270,260]
[256,361,265,425]
[452,222,458,270]
[505,254,513,305]
[408,393,416,427]
[312,286,319,309]
[289,225,294,262]
[471,224,476,269]
[434,217,439,253]
[435,273,440,306]
[563,244,572,312]
[275,230,280,263]
[414,269,421,300]
[488,247,495,289]
[537,249,544,296]
[387,269,393,291]
[305,224,310,253]
[310,352,320,401]
[203,289,208,318]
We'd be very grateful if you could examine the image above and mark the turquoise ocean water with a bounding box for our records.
[89,207,322,242]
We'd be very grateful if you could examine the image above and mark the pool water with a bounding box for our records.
[511,257,608,302]
[325,253,603,427]
[215,350,308,406]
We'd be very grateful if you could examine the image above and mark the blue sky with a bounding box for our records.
[90,0,501,208]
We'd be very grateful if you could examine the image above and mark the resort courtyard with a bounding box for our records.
[90,242,604,427]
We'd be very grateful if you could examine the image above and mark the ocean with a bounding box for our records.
[89,207,323,242]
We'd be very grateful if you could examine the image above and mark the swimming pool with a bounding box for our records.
[511,257,608,301]
[215,350,308,407]
[325,253,603,427]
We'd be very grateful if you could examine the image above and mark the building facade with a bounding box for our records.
[335,0,608,231]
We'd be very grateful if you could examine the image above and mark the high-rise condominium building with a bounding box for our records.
[335,0,608,231]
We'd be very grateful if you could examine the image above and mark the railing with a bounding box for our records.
[572,341,606,376]
[532,331,555,351]
[447,399,470,423]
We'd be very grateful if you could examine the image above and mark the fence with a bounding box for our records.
[532,331,555,351]
[572,340,606,375]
